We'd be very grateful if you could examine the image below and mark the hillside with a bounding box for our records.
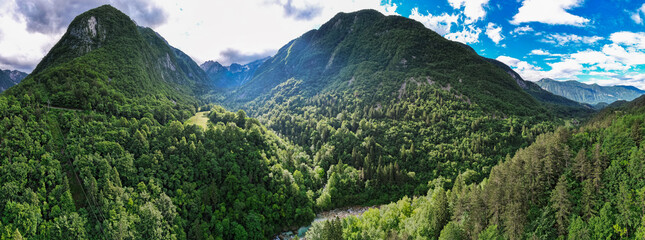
[307,82,645,240]
[231,10,548,116]
[537,78,645,105]
[1,4,630,240]
[201,57,268,88]
[210,9,574,212]
[0,69,28,92]
[0,5,320,240]
[5,5,209,123]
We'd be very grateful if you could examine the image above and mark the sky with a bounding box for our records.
[0,0,644,89]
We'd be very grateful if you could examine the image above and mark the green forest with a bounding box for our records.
[1,4,643,240]
[0,94,316,239]
[304,96,645,239]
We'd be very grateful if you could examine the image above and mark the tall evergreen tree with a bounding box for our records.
[551,175,571,236]
[574,148,590,182]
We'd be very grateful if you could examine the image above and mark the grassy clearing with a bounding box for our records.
[186,111,210,128]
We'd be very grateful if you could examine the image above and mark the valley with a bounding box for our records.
[0,3,644,240]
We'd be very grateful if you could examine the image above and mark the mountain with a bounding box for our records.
[536,78,645,104]
[231,10,549,116]
[0,69,28,92]
[484,58,593,116]
[200,57,268,88]
[5,5,208,122]
[0,5,316,240]
[209,9,578,214]
[308,93,645,239]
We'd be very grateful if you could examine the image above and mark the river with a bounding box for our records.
[274,205,380,239]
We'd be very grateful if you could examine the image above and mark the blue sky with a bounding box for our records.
[0,0,643,88]
[389,0,645,88]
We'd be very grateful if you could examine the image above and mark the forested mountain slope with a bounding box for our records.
[212,9,581,211]
[0,96,318,239]
[307,95,645,240]
[537,78,645,105]
[0,5,319,239]
[232,10,548,116]
[5,5,209,123]
[0,5,612,240]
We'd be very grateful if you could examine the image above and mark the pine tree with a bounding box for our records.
[468,186,487,238]
[574,148,590,182]
[580,179,596,219]
[567,216,590,240]
[617,182,636,236]
[551,175,571,236]
[431,187,450,239]
[591,143,604,191]
[631,119,642,143]
[439,221,465,240]
[589,202,614,239]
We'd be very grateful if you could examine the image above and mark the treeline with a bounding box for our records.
[307,100,645,239]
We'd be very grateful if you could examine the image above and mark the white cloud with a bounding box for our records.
[0,1,61,72]
[497,55,587,81]
[530,49,551,55]
[0,0,400,70]
[632,3,645,24]
[609,31,645,49]
[496,56,520,66]
[485,23,504,44]
[500,30,645,83]
[585,73,645,90]
[511,26,533,35]
[542,33,603,45]
[408,7,458,35]
[496,55,547,81]
[601,43,645,66]
[154,0,399,65]
[445,25,482,44]
[632,12,643,24]
[510,0,589,26]
[547,58,583,78]
[447,0,489,24]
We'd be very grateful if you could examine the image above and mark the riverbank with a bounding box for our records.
[275,205,381,239]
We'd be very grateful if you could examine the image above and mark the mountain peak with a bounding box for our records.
[32,4,138,74]
[200,60,224,71]
[329,9,384,22]
[7,5,207,120]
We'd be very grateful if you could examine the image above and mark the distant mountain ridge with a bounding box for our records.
[0,69,28,92]
[483,58,593,115]
[200,57,268,88]
[536,78,645,104]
